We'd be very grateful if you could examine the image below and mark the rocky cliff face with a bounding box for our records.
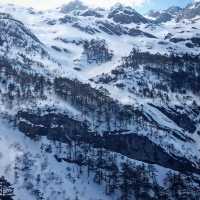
[16,109,200,175]
[177,2,200,20]
[108,4,150,24]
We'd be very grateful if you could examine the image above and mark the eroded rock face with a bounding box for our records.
[16,110,89,142]
[16,109,200,175]
[93,134,200,174]
[108,5,150,24]
[128,28,157,38]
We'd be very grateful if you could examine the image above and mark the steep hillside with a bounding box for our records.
[0,1,199,200]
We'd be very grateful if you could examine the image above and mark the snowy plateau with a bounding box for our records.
[0,0,199,199]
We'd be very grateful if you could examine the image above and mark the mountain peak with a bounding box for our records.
[110,3,137,13]
[165,6,182,15]
[108,4,150,24]
[148,6,182,23]
[110,2,123,11]
[60,0,88,13]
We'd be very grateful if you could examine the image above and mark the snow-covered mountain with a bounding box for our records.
[0,1,200,200]
[148,6,183,23]
[177,1,200,20]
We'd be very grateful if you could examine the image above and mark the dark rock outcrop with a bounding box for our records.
[59,15,78,24]
[83,39,113,64]
[149,104,197,134]
[16,110,89,142]
[16,109,200,175]
[191,37,200,47]
[128,28,157,38]
[108,4,150,24]
[96,20,156,38]
[96,20,126,36]
[93,134,200,174]
[170,37,187,43]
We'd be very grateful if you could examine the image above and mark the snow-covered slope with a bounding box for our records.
[0,118,115,200]
[0,1,200,199]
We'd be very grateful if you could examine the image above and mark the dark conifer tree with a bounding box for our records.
[0,176,14,200]
[120,162,134,200]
